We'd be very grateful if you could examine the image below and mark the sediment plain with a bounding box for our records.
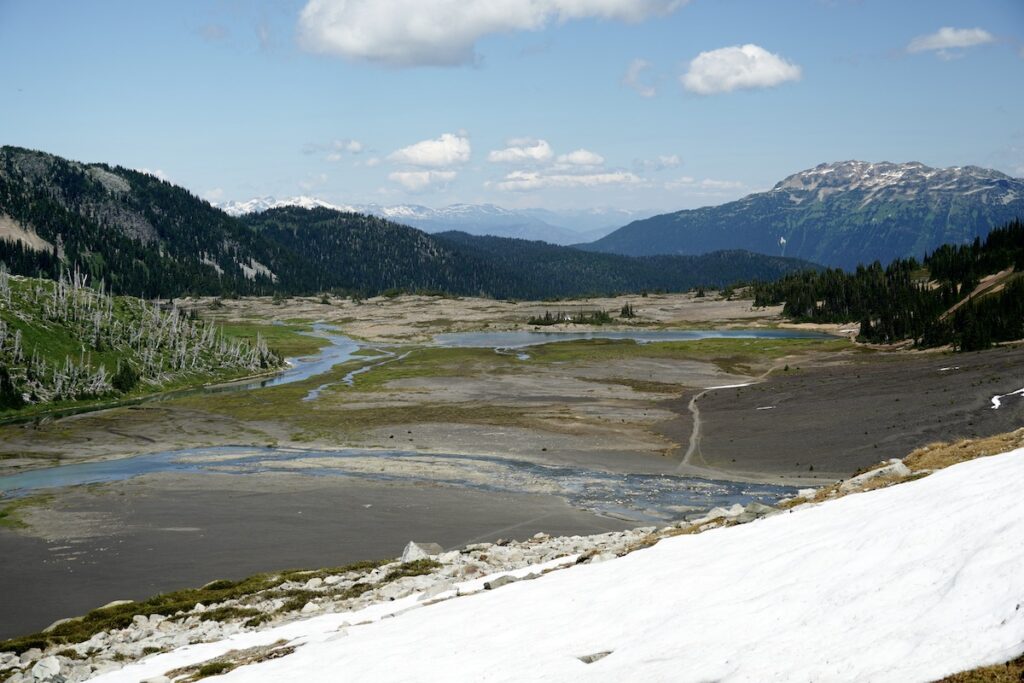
[1,290,1022,639]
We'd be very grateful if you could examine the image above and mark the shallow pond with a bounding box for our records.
[0,446,794,523]
[433,328,831,349]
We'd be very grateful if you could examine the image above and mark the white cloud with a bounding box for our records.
[623,58,656,98]
[388,133,471,167]
[306,138,364,162]
[137,168,171,182]
[907,27,995,55]
[494,170,640,192]
[297,0,689,67]
[488,138,554,164]
[681,44,801,95]
[666,176,744,193]
[636,154,681,172]
[389,170,457,191]
[298,173,329,192]
[556,149,605,166]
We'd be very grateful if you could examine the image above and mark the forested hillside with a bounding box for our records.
[0,146,282,298]
[0,146,820,300]
[752,219,1024,351]
[435,231,816,298]
[0,268,279,414]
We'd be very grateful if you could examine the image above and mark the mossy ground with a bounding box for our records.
[0,559,390,654]
[0,494,55,529]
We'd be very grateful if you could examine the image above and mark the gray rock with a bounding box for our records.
[839,459,911,492]
[744,502,777,516]
[483,575,517,590]
[303,577,324,590]
[31,656,60,681]
[577,650,612,664]
[41,618,79,634]
[418,580,456,601]
[20,649,42,665]
[401,541,444,562]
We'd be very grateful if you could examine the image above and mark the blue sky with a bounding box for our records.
[1,0,1022,212]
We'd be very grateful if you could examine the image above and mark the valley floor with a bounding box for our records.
[0,291,1022,645]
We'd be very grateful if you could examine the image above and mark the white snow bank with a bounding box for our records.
[94,449,1024,683]
[991,387,1024,409]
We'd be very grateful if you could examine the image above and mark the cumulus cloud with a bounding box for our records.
[388,133,471,167]
[297,0,688,66]
[907,27,995,57]
[622,58,657,97]
[488,138,554,164]
[494,170,639,192]
[556,149,605,166]
[389,170,457,191]
[681,44,801,95]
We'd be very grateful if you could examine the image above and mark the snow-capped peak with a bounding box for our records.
[216,196,353,217]
[771,160,1020,205]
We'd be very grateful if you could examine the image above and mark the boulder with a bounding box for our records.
[41,618,79,634]
[401,541,444,562]
[483,575,517,590]
[30,656,60,681]
[418,580,456,601]
[839,459,911,493]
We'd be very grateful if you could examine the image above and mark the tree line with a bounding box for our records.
[751,219,1024,351]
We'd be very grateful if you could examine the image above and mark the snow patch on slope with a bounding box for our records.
[93,448,1024,682]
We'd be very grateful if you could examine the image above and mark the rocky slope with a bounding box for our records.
[583,161,1024,269]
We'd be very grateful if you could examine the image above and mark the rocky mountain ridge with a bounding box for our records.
[582,161,1024,269]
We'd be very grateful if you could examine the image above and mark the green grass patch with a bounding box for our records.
[526,336,853,374]
[218,322,326,358]
[0,493,55,529]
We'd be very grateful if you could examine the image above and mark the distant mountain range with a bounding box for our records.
[218,197,644,245]
[582,161,1024,269]
[0,146,813,299]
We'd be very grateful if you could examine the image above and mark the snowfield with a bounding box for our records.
[94,448,1024,682]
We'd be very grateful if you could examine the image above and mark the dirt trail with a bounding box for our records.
[679,362,786,471]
